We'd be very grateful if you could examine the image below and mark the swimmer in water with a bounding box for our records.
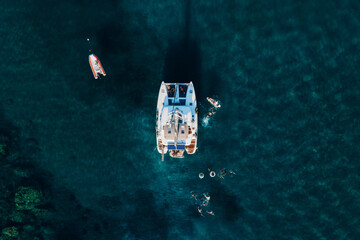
[197,206,203,216]
[203,193,210,202]
[206,210,215,216]
[192,193,197,200]
[229,170,236,175]
[200,193,210,206]
[205,106,217,118]
[218,168,227,178]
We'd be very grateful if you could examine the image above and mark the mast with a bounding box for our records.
[174,109,179,148]
[170,84,179,148]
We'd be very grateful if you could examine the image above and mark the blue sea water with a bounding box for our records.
[1,0,360,239]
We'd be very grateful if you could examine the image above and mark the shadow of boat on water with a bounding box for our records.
[163,0,203,97]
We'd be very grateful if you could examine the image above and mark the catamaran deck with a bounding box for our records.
[156,82,198,158]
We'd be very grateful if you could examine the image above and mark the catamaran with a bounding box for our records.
[156,82,198,160]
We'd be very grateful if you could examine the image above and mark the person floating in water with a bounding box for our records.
[191,193,197,201]
[198,192,210,207]
[203,193,210,202]
[206,108,216,118]
[202,97,221,127]
[206,210,215,216]
[218,168,227,178]
[197,206,203,216]
[192,192,214,217]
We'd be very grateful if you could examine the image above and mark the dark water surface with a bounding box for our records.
[1,0,360,239]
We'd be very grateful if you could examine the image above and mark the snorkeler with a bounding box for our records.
[206,110,216,118]
[218,168,227,178]
[206,210,215,216]
[229,170,236,175]
[199,192,210,207]
[192,193,197,200]
[197,206,203,216]
[203,193,210,202]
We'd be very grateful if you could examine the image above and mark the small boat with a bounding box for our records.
[89,54,106,79]
[206,97,221,108]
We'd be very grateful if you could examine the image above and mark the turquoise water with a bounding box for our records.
[1,0,359,239]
